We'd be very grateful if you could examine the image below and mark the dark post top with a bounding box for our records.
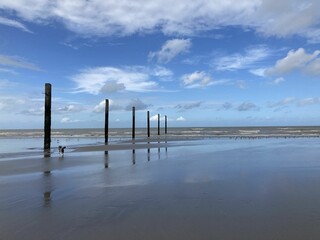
[165,115,167,134]
[105,99,109,144]
[158,113,160,135]
[147,111,150,138]
[132,106,135,139]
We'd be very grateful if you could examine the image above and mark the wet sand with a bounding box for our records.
[1,138,320,239]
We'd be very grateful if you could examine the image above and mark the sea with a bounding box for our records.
[1,126,320,158]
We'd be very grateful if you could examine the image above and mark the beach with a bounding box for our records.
[1,137,320,239]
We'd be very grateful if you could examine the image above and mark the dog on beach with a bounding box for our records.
[58,146,66,155]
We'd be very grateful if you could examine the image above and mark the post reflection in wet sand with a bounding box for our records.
[132,149,136,165]
[43,191,51,207]
[104,153,109,168]
[43,169,53,207]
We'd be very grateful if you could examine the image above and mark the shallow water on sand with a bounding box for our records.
[1,138,320,239]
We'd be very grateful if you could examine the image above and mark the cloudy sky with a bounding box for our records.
[1,0,320,129]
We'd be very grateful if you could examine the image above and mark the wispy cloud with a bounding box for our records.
[213,46,271,71]
[55,105,84,114]
[268,77,285,85]
[0,68,18,75]
[266,48,320,76]
[0,16,32,33]
[0,97,25,111]
[21,107,44,116]
[249,68,266,77]
[237,102,259,111]
[0,55,41,71]
[181,71,227,89]
[61,117,80,123]
[268,97,295,108]
[1,1,320,42]
[297,97,320,107]
[149,39,191,63]
[72,66,163,95]
[0,79,17,88]
[175,101,202,111]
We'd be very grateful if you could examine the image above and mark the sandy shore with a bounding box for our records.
[1,138,320,239]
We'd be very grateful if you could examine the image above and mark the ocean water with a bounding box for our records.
[0,126,320,157]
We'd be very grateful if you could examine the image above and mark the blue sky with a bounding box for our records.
[1,0,320,129]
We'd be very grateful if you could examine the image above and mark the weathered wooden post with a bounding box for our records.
[147,111,150,138]
[44,83,51,157]
[165,115,168,134]
[132,106,135,140]
[105,99,109,144]
[104,99,109,155]
[158,113,160,136]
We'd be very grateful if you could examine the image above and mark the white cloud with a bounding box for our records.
[150,114,165,121]
[0,55,41,71]
[55,104,83,114]
[0,16,32,33]
[249,68,266,77]
[151,66,173,80]
[125,98,150,111]
[266,48,320,76]
[181,71,227,89]
[61,117,80,123]
[214,46,271,71]
[1,0,320,41]
[93,101,106,113]
[269,77,285,85]
[176,116,186,121]
[149,39,191,63]
[93,99,122,113]
[71,66,160,95]
[305,58,320,75]
[253,0,320,39]
[100,81,125,93]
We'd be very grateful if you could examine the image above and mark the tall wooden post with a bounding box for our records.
[44,83,51,157]
[165,115,167,134]
[105,99,109,144]
[132,106,135,140]
[158,113,160,136]
[147,111,150,138]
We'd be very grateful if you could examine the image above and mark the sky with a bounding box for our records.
[0,0,320,129]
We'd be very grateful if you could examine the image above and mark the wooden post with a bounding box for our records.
[132,106,135,139]
[147,111,150,138]
[158,113,160,135]
[105,99,109,144]
[165,115,167,134]
[44,83,51,157]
